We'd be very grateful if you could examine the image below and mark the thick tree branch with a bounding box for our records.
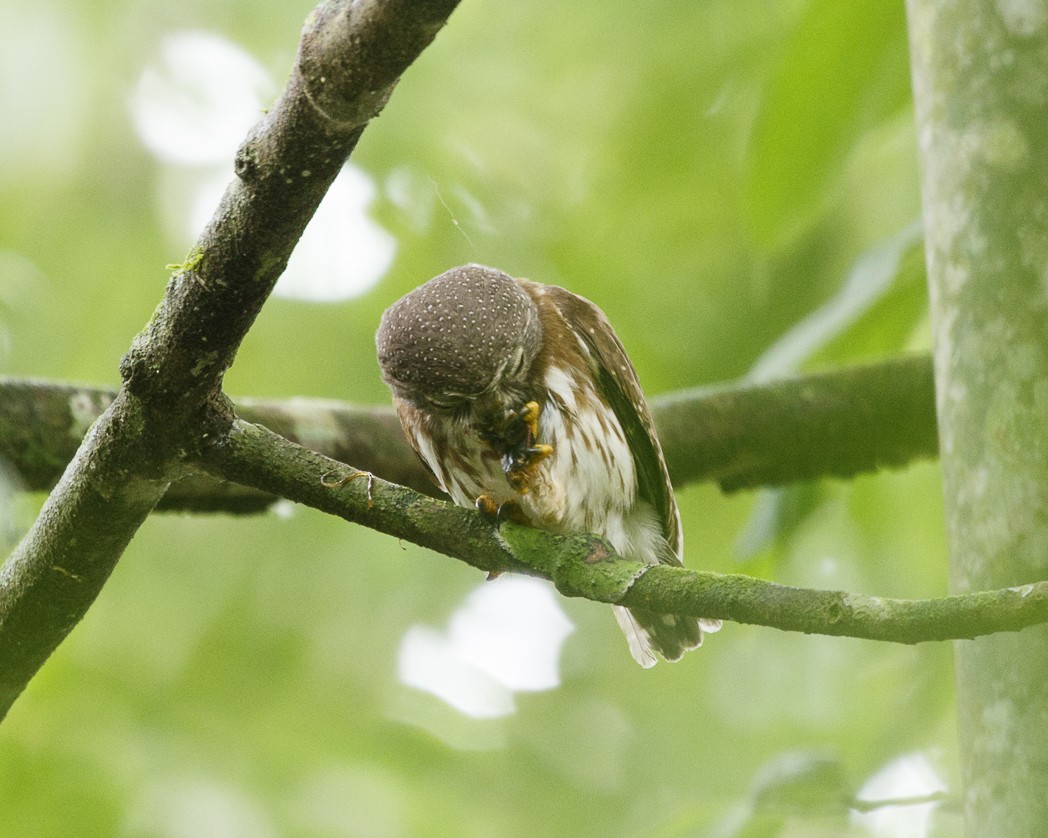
[0,392,168,714]
[0,379,436,507]
[909,0,1048,828]
[0,354,938,510]
[201,418,1048,645]
[0,0,461,720]
[659,353,938,491]
[121,0,459,410]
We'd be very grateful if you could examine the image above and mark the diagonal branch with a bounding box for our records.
[0,0,462,721]
[201,418,1048,645]
[121,0,461,409]
[0,392,168,714]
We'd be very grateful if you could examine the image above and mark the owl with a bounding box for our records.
[376,264,719,667]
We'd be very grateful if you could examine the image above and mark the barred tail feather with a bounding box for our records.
[614,606,658,668]
[700,617,724,634]
[614,605,709,668]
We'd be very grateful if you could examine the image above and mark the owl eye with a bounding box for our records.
[424,393,466,409]
[507,348,527,377]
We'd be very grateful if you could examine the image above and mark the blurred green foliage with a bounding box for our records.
[0,0,959,835]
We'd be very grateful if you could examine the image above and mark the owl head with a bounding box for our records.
[376,264,543,413]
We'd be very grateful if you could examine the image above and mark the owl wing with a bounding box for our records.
[544,286,683,563]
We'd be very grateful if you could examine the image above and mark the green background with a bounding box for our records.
[1,0,957,835]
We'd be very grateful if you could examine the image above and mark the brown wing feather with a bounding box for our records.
[542,285,683,563]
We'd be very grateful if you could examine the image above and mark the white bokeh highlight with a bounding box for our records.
[131,31,273,166]
[397,577,575,719]
[0,6,88,179]
[124,776,276,838]
[851,752,947,838]
[130,30,395,302]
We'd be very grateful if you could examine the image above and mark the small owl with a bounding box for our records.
[376,264,719,667]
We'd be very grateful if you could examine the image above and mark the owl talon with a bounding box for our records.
[520,401,541,439]
[475,495,500,517]
[527,443,554,463]
[496,499,529,524]
[476,495,528,524]
[503,441,555,493]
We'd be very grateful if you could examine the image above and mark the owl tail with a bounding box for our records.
[613,605,722,668]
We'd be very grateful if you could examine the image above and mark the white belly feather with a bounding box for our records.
[410,364,670,570]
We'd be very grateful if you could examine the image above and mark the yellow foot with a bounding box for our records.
[527,443,554,464]
[504,443,555,493]
[496,499,529,524]
[475,494,500,517]
[476,496,529,524]
[520,400,541,439]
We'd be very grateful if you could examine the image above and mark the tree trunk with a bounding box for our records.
[907,1,1048,833]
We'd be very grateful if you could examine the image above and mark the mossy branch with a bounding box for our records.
[200,418,1048,645]
[0,354,937,511]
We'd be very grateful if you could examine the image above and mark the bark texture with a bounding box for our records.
[908,0,1048,831]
